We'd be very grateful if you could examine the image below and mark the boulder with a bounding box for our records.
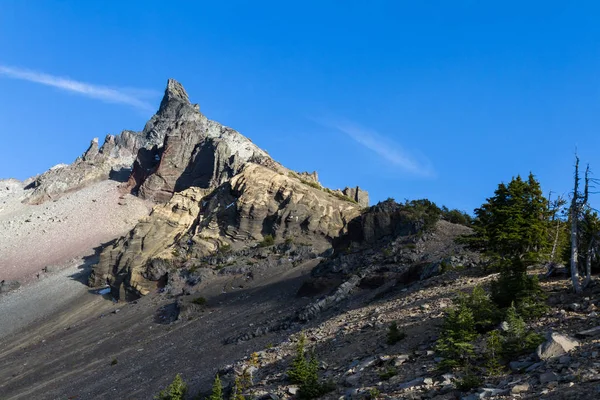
[536,332,579,360]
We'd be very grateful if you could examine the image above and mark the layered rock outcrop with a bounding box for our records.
[91,163,361,299]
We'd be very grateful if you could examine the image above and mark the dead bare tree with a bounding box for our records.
[570,156,590,293]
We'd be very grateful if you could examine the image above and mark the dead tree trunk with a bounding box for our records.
[570,157,582,293]
[584,236,595,287]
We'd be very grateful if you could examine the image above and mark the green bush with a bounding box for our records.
[258,234,275,247]
[386,321,406,345]
[192,296,207,306]
[455,368,483,391]
[379,367,397,380]
[156,374,187,400]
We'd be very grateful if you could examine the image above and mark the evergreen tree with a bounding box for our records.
[229,376,245,400]
[208,374,223,400]
[472,174,549,264]
[501,303,544,359]
[156,374,187,400]
[288,334,309,384]
[435,302,478,370]
[471,174,549,316]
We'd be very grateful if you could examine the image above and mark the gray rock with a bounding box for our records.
[576,326,600,338]
[559,355,572,365]
[536,332,579,360]
[509,361,534,372]
[539,372,560,384]
[511,382,530,394]
[398,377,425,390]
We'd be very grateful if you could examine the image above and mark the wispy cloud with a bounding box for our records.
[318,118,435,177]
[0,64,157,111]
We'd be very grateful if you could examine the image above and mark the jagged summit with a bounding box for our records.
[159,78,191,111]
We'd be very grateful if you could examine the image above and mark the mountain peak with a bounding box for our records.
[159,78,190,110]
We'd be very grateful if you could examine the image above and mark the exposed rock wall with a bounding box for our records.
[129,79,280,203]
[342,186,369,208]
[23,129,154,205]
[91,163,361,299]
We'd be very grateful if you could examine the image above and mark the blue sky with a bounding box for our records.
[1,1,599,213]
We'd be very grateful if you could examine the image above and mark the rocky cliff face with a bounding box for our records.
[90,163,362,299]
[128,79,281,203]
[23,128,163,205]
[89,79,368,300]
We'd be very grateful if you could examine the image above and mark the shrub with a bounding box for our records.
[156,374,187,400]
[491,270,547,320]
[455,368,483,392]
[435,302,477,371]
[484,330,504,376]
[284,237,294,245]
[287,334,333,399]
[386,321,406,345]
[192,296,207,306]
[258,234,275,248]
[459,286,501,333]
[288,335,309,384]
[378,367,397,380]
[500,304,545,359]
[229,376,245,400]
[207,374,223,400]
[111,358,118,366]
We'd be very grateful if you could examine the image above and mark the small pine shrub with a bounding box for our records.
[378,367,397,380]
[484,330,504,376]
[368,388,380,399]
[435,302,478,371]
[459,286,501,333]
[491,269,547,320]
[192,296,207,306]
[156,374,188,400]
[248,352,260,367]
[229,376,245,400]
[284,237,294,245]
[386,321,406,345]
[501,304,545,359]
[288,335,309,384]
[258,235,275,248]
[287,334,332,399]
[208,374,223,400]
[455,367,483,391]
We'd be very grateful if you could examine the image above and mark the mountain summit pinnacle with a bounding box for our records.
[159,78,190,110]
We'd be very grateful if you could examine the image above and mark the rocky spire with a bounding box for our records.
[159,78,190,111]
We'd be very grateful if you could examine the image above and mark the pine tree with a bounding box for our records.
[484,330,504,376]
[501,303,544,359]
[288,334,309,384]
[435,302,477,371]
[459,286,501,332]
[229,376,245,400]
[208,374,223,400]
[471,174,549,316]
[156,374,187,400]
